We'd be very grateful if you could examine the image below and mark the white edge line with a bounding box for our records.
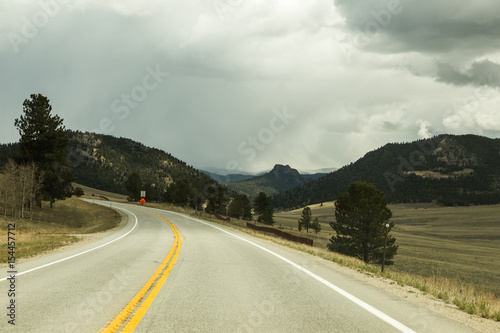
[1,206,138,281]
[166,210,417,333]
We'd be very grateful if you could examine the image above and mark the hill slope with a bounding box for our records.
[0,131,215,198]
[272,134,500,209]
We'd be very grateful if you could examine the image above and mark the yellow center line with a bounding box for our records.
[99,208,182,333]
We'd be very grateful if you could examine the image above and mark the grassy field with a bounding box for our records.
[274,202,500,297]
[0,197,119,263]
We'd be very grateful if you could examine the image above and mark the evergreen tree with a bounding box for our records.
[311,217,321,234]
[14,94,74,207]
[125,172,142,200]
[206,184,228,215]
[328,181,398,265]
[260,205,275,225]
[165,179,192,205]
[298,206,312,233]
[253,191,269,216]
[228,194,252,220]
[253,191,274,225]
[144,183,159,202]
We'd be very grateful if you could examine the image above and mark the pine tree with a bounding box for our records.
[253,192,274,225]
[311,217,321,234]
[206,184,228,215]
[298,207,312,233]
[125,172,142,200]
[228,194,252,220]
[328,181,398,265]
[14,94,74,207]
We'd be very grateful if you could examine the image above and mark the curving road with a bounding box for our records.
[1,202,477,332]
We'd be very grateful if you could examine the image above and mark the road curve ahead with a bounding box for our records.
[1,202,477,332]
[122,205,477,333]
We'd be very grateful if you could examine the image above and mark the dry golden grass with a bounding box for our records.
[0,197,119,263]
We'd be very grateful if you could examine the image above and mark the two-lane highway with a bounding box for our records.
[1,203,176,332]
[1,202,478,332]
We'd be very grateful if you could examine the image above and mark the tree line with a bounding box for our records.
[0,161,42,220]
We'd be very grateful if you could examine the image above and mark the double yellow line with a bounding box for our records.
[99,210,182,332]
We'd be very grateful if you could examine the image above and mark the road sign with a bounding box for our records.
[140,191,146,198]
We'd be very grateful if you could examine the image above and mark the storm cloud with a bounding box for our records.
[1,0,499,173]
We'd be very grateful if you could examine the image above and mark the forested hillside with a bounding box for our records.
[272,134,500,209]
[0,131,216,200]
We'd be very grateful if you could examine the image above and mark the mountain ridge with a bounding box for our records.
[272,134,500,209]
[0,130,216,199]
[225,164,327,197]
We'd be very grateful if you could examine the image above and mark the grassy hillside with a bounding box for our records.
[0,197,119,263]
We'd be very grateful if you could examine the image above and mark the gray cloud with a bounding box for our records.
[0,1,499,174]
[435,60,500,87]
[334,0,500,55]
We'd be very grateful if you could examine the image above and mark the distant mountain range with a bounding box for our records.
[272,134,500,209]
[2,132,499,209]
[221,164,329,198]
[200,170,256,184]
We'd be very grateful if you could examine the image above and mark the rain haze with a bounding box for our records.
[1,0,500,174]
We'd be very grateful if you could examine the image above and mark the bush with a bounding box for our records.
[74,187,84,197]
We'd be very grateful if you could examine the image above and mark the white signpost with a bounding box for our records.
[140,191,146,198]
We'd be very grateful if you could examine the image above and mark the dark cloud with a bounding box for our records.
[436,60,500,87]
[334,0,500,55]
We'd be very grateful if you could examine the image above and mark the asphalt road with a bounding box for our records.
[1,202,478,332]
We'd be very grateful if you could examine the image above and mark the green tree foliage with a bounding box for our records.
[298,207,312,233]
[125,172,142,200]
[260,206,274,225]
[328,182,398,265]
[14,94,74,207]
[73,187,84,197]
[253,191,268,217]
[298,207,321,233]
[227,194,252,220]
[206,184,228,215]
[144,183,159,202]
[254,191,274,225]
[165,179,192,205]
[311,218,321,234]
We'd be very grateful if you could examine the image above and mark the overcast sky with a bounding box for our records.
[1,0,500,173]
